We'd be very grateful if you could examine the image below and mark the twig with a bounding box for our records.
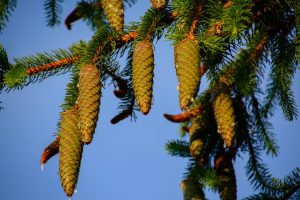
[188,0,205,39]
[26,56,80,75]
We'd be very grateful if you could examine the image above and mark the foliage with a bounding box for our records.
[1,0,300,199]
[0,0,17,32]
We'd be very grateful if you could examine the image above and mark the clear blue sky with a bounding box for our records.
[0,1,299,200]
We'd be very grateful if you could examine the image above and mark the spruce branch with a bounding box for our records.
[187,0,205,39]
[184,160,219,192]
[243,134,300,198]
[4,48,76,89]
[250,95,279,156]
[263,35,298,121]
[165,139,190,158]
[0,44,10,90]
[61,66,79,111]
[0,0,17,32]
[44,0,64,27]
[26,56,80,75]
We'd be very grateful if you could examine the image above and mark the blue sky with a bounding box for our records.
[0,1,300,200]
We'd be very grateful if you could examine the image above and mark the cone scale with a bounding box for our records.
[59,109,83,197]
[132,41,154,115]
[78,63,101,144]
[174,38,201,110]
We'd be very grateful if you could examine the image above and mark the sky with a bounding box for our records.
[0,1,300,200]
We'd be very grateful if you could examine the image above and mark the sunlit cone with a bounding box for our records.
[212,88,235,148]
[40,136,60,166]
[174,38,201,110]
[59,109,83,197]
[101,0,124,32]
[78,64,101,144]
[132,41,154,115]
[190,139,203,162]
[181,178,205,200]
[215,158,237,200]
[150,0,168,10]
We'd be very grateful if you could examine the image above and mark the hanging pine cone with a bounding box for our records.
[189,111,210,166]
[215,156,237,200]
[78,64,101,144]
[189,118,204,163]
[59,109,83,197]
[101,0,124,32]
[212,86,235,148]
[132,40,154,115]
[174,38,201,110]
[181,178,206,200]
[150,0,168,10]
[40,136,60,166]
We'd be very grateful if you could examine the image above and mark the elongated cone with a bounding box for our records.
[189,119,204,165]
[40,136,60,166]
[78,64,101,144]
[181,178,205,200]
[174,38,201,110]
[189,113,209,166]
[101,0,124,32]
[212,88,235,148]
[132,41,154,115]
[59,109,83,197]
[215,157,237,200]
[150,0,168,10]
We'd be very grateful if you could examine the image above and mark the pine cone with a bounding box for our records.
[40,136,60,166]
[101,0,124,32]
[181,178,205,200]
[215,157,237,200]
[132,41,154,115]
[151,0,168,10]
[212,87,235,148]
[189,117,207,166]
[78,64,101,144]
[59,109,83,197]
[174,38,201,110]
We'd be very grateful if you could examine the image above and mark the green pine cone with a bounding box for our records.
[78,64,101,144]
[59,109,83,197]
[181,178,206,200]
[150,0,168,10]
[101,0,124,32]
[174,38,201,110]
[212,88,235,148]
[189,118,205,163]
[132,41,154,115]
[216,159,237,200]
